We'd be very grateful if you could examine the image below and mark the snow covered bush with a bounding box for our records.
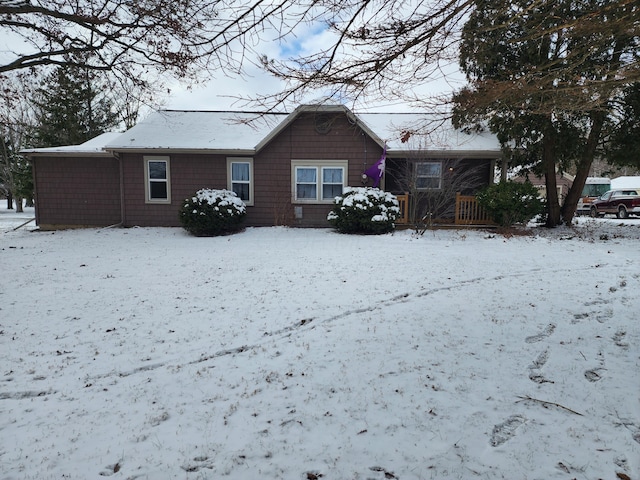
[476,181,544,227]
[179,189,246,236]
[327,187,400,234]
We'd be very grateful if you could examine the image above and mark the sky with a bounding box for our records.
[162,19,465,113]
[1,206,639,479]
[163,61,464,113]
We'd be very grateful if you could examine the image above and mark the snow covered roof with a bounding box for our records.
[357,112,501,155]
[105,110,288,154]
[24,105,502,157]
[21,131,123,157]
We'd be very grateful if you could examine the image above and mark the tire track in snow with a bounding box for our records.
[78,263,606,383]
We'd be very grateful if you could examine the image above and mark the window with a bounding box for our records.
[292,160,347,203]
[322,167,344,200]
[144,157,170,203]
[296,167,317,199]
[416,161,442,190]
[227,158,253,205]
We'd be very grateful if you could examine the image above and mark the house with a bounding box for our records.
[512,170,575,205]
[24,104,502,229]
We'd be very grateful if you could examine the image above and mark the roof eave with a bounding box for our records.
[105,147,256,156]
[387,149,503,158]
[22,150,116,158]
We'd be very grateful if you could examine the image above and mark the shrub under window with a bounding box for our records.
[180,188,247,236]
[327,187,400,234]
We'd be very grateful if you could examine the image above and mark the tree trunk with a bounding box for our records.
[543,121,561,227]
[6,192,13,210]
[500,157,508,182]
[561,113,607,225]
[15,197,23,213]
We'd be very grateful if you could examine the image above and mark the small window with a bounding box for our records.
[296,167,317,200]
[322,167,343,200]
[227,158,254,206]
[292,160,347,203]
[416,162,442,190]
[144,157,171,203]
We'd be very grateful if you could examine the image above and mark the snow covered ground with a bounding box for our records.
[1,206,639,480]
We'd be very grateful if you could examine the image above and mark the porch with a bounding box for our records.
[395,192,495,227]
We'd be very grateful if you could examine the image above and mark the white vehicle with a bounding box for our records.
[576,177,611,215]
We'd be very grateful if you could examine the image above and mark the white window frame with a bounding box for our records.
[415,161,442,190]
[291,160,347,203]
[144,156,171,204]
[227,157,254,206]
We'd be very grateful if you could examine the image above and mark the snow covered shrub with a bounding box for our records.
[180,189,246,236]
[327,187,400,234]
[476,181,544,227]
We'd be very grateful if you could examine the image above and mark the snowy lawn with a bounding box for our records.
[1,207,639,480]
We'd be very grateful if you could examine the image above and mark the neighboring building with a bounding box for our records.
[513,170,575,205]
[24,104,502,229]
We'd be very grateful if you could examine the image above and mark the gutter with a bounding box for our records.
[104,147,256,156]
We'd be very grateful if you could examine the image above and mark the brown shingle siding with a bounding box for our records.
[33,156,121,228]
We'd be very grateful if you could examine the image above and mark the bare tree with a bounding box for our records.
[3,1,636,110]
[0,73,34,211]
[255,1,639,113]
[257,0,471,112]
[0,0,325,95]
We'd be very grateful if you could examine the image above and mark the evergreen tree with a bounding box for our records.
[606,83,640,171]
[452,0,639,226]
[32,66,119,147]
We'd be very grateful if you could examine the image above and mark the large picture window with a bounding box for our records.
[227,158,253,205]
[416,161,442,190]
[144,157,171,203]
[292,160,347,203]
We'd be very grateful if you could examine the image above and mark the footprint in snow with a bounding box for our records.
[490,415,527,447]
[525,324,556,344]
[529,349,549,369]
[613,331,629,349]
[528,349,553,384]
[584,368,605,382]
[181,455,214,472]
